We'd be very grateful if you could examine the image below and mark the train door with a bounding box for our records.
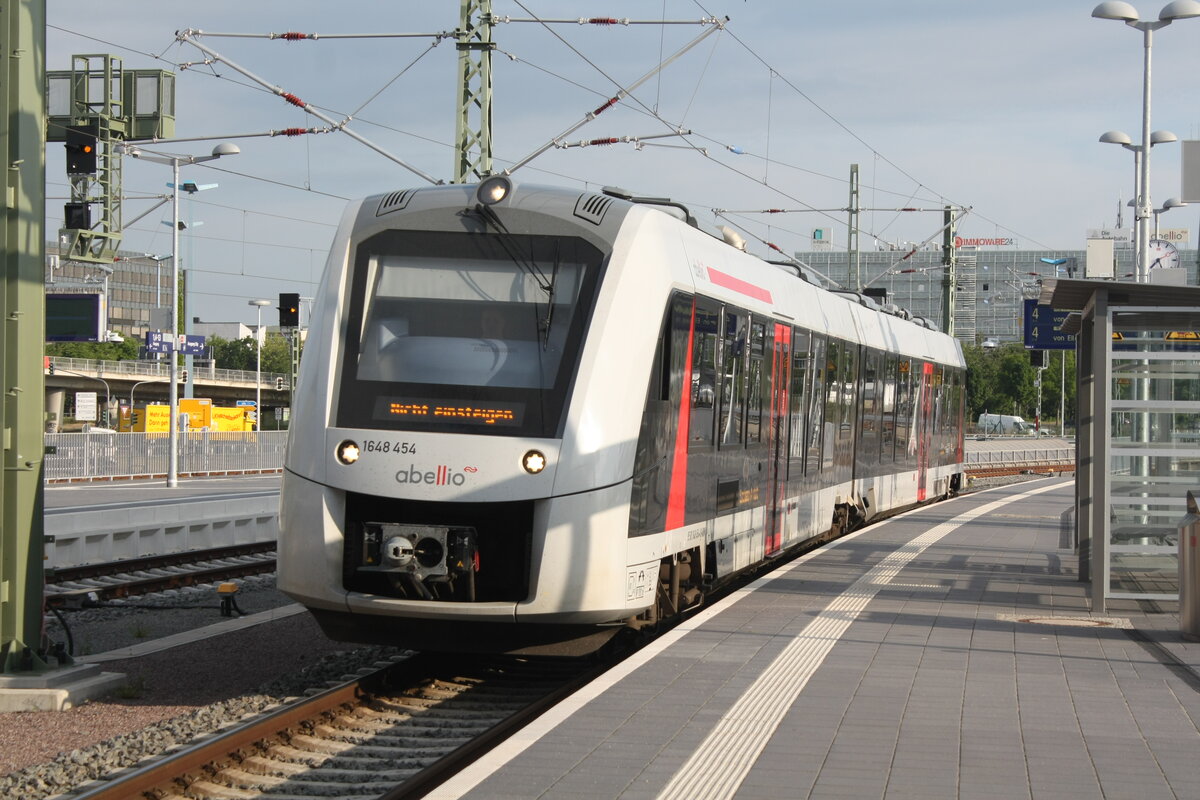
[916,361,934,501]
[765,323,791,555]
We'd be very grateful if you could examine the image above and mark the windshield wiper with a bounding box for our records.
[471,203,555,347]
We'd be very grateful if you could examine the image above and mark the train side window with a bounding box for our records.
[790,329,811,474]
[821,338,841,470]
[689,303,720,448]
[858,348,881,473]
[746,321,766,444]
[881,353,898,464]
[808,334,827,473]
[895,358,914,466]
[719,308,746,447]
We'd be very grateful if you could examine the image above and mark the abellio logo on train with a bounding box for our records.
[394,464,478,486]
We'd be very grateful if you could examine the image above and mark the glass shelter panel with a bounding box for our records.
[1105,317,1200,601]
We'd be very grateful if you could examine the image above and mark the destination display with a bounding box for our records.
[1022,299,1075,351]
[373,397,523,427]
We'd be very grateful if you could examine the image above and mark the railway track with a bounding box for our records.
[67,652,605,800]
[44,543,278,609]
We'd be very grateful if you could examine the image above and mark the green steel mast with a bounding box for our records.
[454,0,494,182]
[1,0,48,674]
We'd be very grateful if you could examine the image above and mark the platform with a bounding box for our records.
[432,478,1200,799]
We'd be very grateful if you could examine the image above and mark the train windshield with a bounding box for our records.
[336,229,605,437]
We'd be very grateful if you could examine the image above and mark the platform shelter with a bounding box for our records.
[1042,278,1200,611]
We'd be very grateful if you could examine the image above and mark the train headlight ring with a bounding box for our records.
[477,175,512,206]
[336,440,360,465]
[522,449,547,475]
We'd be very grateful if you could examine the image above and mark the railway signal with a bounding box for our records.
[279,293,299,327]
[65,124,98,174]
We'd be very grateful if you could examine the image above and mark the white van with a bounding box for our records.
[978,413,1035,436]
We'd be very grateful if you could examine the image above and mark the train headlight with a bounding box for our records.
[521,449,547,475]
[477,175,512,206]
[336,440,360,465]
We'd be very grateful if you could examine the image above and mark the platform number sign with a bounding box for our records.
[1023,299,1075,351]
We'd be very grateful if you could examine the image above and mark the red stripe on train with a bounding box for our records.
[665,301,696,530]
[707,267,773,304]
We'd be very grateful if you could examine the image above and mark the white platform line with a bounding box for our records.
[426,480,1065,800]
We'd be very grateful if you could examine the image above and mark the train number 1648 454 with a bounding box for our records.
[363,440,417,454]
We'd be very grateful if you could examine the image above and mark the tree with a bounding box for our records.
[963,342,1077,430]
[45,337,140,361]
[207,333,292,374]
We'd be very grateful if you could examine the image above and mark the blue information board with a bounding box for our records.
[1022,299,1075,350]
[145,331,171,354]
[145,331,207,354]
[178,334,206,355]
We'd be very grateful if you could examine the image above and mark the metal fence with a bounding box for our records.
[45,430,288,481]
[963,445,1076,470]
[49,356,288,387]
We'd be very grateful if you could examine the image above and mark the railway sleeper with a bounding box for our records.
[265,743,449,767]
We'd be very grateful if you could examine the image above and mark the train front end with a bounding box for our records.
[278,180,655,653]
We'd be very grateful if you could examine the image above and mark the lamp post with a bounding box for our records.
[123,143,240,487]
[1092,0,1200,281]
[249,299,272,432]
[1100,128,1177,277]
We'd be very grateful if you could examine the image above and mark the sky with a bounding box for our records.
[45,1,1200,325]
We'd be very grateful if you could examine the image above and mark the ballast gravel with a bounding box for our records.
[0,578,400,800]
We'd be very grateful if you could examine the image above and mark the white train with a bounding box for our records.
[278,178,966,654]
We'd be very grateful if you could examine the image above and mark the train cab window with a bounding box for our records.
[719,308,746,447]
[689,304,720,448]
[746,321,766,444]
[336,229,605,437]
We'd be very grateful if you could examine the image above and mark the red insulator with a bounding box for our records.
[592,97,619,116]
[282,93,305,107]
[765,209,785,214]
[767,242,782,252]
[588,137,619,146]
[280,32,309,41]
[588,18,619,25]
[281,128,307,136]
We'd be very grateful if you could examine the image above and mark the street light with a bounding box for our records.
[124,142,240,487]
[1101,129,1177,273]
[248,299,272,432]
[1092,0,1200,281]
[1151,196,1188,238]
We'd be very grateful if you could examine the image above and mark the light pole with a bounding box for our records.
[1092,0,1200,281]
[1100,128,1177,276]
[249,299,271,432]
[128,379,167,429]
[123,142,240,487]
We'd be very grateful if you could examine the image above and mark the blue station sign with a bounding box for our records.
[1022,299,1075,350]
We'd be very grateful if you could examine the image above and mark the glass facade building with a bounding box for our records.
[795,242,1198,345]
